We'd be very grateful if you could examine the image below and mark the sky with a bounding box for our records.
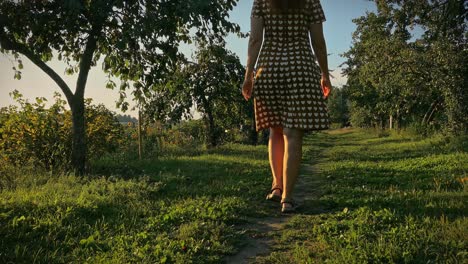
[0,0,377,117]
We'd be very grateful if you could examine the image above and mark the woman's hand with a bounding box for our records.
[242,72,254,101]
[321,74,332,100]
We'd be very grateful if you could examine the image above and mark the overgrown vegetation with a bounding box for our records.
[0,91,123,172]
[143,43,255,148]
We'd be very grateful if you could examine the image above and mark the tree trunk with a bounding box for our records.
[206,111,217,148]
[199,90,217,147]
[250,113,258,145]
[427,101,439,124]
[70,96,86,175]
[69,29,98,174]
[389,115,393,130]
[138,108,143,160]
[422,99,440,125]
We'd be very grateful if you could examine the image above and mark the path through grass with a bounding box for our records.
[253,129,467,263]
[0,129,466,263]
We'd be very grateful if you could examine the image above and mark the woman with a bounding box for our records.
[242,0,331,213]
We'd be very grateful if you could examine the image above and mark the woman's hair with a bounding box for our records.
[268,0,306,10]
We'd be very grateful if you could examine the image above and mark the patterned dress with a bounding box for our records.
[251,0,330,131]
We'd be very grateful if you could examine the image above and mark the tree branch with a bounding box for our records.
[75,32,98,99]
[0,32,75,105]
[74,0,115,99]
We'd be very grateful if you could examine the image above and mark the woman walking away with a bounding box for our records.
[242,0,332,214]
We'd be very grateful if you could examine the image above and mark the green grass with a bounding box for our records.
[0,143,274,263]
[255,129,467,263]
[1,129,466,263]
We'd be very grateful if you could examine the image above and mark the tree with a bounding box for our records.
[0,0,241,174]
[343,0,467,133]
[115,114,137,124]
[144,43,250,147]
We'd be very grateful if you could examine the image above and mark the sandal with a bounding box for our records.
[281,198,299,214]
[266,188,282,202]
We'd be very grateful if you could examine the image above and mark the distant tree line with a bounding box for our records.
[116,114,137,124]
[340,0,467,134]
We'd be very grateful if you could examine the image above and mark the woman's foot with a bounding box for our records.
[281,198,298,214]
[266,188,282,202]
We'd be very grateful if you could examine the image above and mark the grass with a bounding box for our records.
[0,143,274,263]
[0,129,466,263]
[254,129,467,263]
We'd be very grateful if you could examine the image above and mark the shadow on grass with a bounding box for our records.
[1,142,280,263]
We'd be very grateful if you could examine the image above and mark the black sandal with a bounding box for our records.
[266,188,282,202]
[281,198,299,214]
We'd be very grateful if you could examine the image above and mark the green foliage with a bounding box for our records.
[326,87,349,127]
[83,100,125,159]
[343,0,467,134]
[0,0,243,173]
[348,103,373,128]
[0,0,242,106]
[143,43,252,147]
[0,91,70,171]
[143,120,207,156]
[0,91,124,172]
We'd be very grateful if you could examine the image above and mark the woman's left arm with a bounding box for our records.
[242,16,264,101]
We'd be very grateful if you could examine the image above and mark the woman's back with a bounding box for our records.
[253,0,325,46]
[249,0,329,131]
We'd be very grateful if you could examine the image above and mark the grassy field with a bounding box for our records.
[0,129,466,263]
[0,142,275,263]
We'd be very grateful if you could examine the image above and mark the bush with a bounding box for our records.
[349,105,373,128]
[0,91,124,172]
[327,88,349,127]
[83,100,125,158]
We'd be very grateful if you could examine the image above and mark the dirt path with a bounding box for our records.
[225,139,328,263]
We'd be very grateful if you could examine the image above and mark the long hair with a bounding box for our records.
[268,0,306,10]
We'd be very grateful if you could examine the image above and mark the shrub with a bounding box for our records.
[157,120,206,153]
[0,91,124,172]
[349,105,373,128]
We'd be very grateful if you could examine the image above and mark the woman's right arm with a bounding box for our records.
[310,23,332,97]
[309,23,329,80]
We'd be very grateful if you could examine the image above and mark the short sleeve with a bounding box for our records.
[308,0,326,24]
[251,0,263,18]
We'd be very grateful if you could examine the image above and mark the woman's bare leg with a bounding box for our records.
[269,127,284,196]
[282,128,304,207]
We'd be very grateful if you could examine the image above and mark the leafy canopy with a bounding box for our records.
[0,0,241,108]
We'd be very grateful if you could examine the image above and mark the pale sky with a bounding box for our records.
[0,0,378,117]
